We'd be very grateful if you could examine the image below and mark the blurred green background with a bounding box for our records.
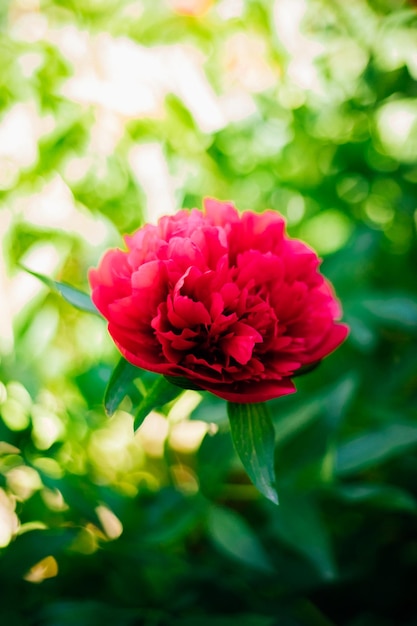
[1,0,417,624]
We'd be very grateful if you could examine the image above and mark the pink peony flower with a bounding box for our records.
[89,199,348,403]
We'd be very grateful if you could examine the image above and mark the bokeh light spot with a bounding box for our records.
[299,210,353,255]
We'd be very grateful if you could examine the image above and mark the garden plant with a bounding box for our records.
[0,0,417,625]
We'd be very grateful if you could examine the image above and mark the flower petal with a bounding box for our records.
[220,322,263,365]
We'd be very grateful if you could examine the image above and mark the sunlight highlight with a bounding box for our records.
[24,556,59,584]
[0,489,19,548]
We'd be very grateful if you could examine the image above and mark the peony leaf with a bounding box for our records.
[164,375,203,391]
[335,483,417,513]
[134,376,182,431]
[227,402,279,505]
[105,357,142,416]
[335,422,417,476]
[22,266,99,315]
[207,505,274,572]
[272,491,336,580]
[0,528,78,581]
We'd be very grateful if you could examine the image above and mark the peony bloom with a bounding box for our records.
[89,199,348,403]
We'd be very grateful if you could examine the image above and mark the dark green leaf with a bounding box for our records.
[0,528,77,579]
[22,266,99,315]
[335,484,417,513]
[38,473,102,527]
[274,397,323,446]
[274,373,358,445]
[172,616,276,626]
[105,357,142,416]
[134,375,182,430]
[190,393,228,426]
[343,313,377,352]
[164,375,203,391]
[142,490,202,546]
[272,493,337,581]
[336,422,417,475]
[40,601,141,626]
[208,505,274,573]
[227,402,278,505]
[362,294,417,331]
[197,430,234,496]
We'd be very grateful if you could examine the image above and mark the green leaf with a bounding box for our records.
[208,505,274,573]
[142,490,203,546]
[22,266,99,315]
[362,293,417,332]
[272,492,337,581]
[172,615,276,626]
[134,375,182,430]
[164,375,203,391]
[0,528,77,579]
[274,397,323,446]
[227,402,278,505]
[37,473,102,527]
[335,484,417,513]
[336,422,417,475]
[105,357,142,416]
[40,601,142,626]
[197,430,234,496]
[344,313,377,352]
[190,393,228,426]
[273,373,358,447]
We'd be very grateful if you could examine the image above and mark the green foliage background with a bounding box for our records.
[1,0,417,624]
